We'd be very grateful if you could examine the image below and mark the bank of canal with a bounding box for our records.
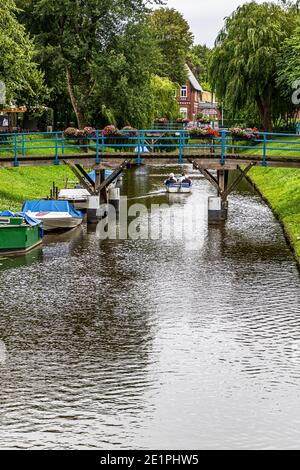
[247,167,300,264]
[0,167,300,450]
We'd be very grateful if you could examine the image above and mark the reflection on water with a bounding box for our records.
[0,249,43,272]
[0,167,299,450]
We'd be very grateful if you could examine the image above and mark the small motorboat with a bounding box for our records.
[22,200,84,232]
[0,211,43,255]
[165,183,193,194]
[165,173,192,194]
[58,188,90,210]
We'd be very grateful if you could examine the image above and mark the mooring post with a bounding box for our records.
[97,169,107,204]
[87,169,107,224]
[207,170,229,223]
[217,169,229,196]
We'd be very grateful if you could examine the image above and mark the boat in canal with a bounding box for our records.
[58,188,90,210]
[166,183,193,194]
[0,212,43,255]
[22,200,84,232]
[165,182,193,194]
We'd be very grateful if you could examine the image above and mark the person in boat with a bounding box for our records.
[178,173,192,186]
[165,173,177,186]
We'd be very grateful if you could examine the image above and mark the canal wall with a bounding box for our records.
[246,167,300,266]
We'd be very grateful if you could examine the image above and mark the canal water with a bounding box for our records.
[0,167,299,450]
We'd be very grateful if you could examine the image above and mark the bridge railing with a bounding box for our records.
[0,129,300,166]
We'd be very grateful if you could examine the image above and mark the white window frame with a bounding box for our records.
[180,86,188,98]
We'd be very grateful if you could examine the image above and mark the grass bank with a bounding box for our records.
[247,168,300,261]
[244,138,300,262]
[0,167,72,212]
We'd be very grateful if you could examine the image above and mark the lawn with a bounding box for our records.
[244,139,300,261]
[0,166,73,212]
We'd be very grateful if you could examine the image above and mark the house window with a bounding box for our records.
[180,86,188,98]
[180,108,188,119]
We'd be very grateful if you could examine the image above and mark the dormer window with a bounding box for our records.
[180,86,188,98]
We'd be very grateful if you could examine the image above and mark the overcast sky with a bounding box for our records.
[163,0,274,47]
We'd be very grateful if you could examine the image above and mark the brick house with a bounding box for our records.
[177,66,220,122]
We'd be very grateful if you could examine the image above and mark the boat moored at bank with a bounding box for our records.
[58,188,90,210]
[22,200,84,232]
[0,212,43,255]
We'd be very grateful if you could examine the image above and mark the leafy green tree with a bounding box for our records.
[16,0,163,128]
[150,75,179,121]
[187,44,211,88]
[90,21,164,128]
[209,2,298,131]
[0,0,46,106]
[277,28,300,91]
[149,8,193,84]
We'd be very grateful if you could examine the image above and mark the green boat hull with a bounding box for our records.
[0,224,42,255]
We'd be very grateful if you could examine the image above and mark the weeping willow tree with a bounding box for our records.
[150,75,179,121]
[278,28,300,91]
[209,2,298,131]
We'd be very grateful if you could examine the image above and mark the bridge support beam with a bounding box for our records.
[88,159,131,223]
[189,159,256,223]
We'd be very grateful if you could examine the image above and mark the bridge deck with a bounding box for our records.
[0,129,300,169]
[1,152,300,169]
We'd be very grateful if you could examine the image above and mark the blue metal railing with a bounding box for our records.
[0,129,299,167]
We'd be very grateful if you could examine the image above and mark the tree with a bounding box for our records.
[209,2,298,131]
[0,0,46,106]
[187,44,211,89]
[149,8,193,84]
[89,21,164,128]
[277,28,300,91]
[150,75,179,121]
[16,0,163,128]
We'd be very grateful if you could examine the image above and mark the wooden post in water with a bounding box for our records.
[87,169,107,224]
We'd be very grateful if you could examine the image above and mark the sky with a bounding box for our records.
[163,0,274,47]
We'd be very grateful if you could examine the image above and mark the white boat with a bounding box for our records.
[165,183,193,194]
[22,200,84,232]
[58,188,90,210]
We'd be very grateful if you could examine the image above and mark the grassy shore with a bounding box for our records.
[247,167,300,260]
[0,167,72,212]
[244,138,300,261]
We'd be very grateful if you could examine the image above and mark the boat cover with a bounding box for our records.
[22,200,84,219]
[0,211,41,226]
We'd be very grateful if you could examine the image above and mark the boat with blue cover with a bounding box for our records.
[22,200,84,232]
[0,211,43,255]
